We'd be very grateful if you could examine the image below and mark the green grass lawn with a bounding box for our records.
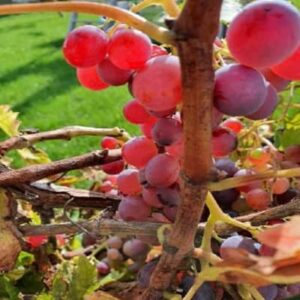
[0,13,137,161]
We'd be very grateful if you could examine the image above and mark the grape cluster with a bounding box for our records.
[61,1,300,298]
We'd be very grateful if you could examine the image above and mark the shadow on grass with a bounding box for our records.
[0,56,76,113]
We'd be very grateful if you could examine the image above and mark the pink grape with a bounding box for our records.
[101,159,124,175]
[145,154,180,188]
[221,118,243,134]
[101,136,119,149]
[214,64,267,116]
[122,137,158,168]
[142,187,164,208]
[76,66,109,91]
[166,138,184,160]
[163,206,177,222]
[139,119,157,139]
[247,83,278,120]
[148,107,176,118]
[108,29,152,70]
[122,239,149,260]
[150,44,168,58]
[261,68,290,92]
[151,117,183,146]
[133,55,182,112]
[117,169,142,195]
[98,58,133,86]
[246,188,271,211]
[118,196,151,221]
[107,248,123,261]
[234,169,262,193]
[272,45,300,80]
[212,127,237,157]
[107,236,123,249]
[226,0,300,68]
[271,178,290,195]
[63,25,108,68]
[123,99,155,124]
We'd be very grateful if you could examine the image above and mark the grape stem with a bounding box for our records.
[0,2,173,44]
[209,167,300,191]
[0,126,130,155]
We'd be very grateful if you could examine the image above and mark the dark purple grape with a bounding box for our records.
[276,188,298,204]
[258,285,278,300]
[137,260,158,288]
[220,235,257,259]
[212,188,240,209]
[181,276,215,300]
[82,233,97,247]
[107,248,123,261]
[156,186,181,207]
[215,158,238,177]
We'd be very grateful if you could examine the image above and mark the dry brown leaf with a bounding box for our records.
[84,291,120,300]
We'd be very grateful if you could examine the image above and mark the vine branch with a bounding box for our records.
[0,1,173,44]
[0,126,129,155]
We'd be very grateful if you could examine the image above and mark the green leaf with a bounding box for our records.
[0,105,20,137]
[0,276,20,300]
[67,256,97,300]
[16,271,44,294]
[51,273,68,300]
[36,294,54,300]
[290,0,300,10]
[16,251,35,267]
[93,268,127,290]
[277,129,300,148]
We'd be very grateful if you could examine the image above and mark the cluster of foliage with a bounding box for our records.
[0,0,300,299]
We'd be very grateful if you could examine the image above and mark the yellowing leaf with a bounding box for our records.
[84,291,120,300]
[0,105,20,137]
[257,217,300,255]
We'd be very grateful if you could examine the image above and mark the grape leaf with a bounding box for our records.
[0,276,20,300]
[278,129,300,148]
[0,105,20,137]
[66,256,97,300]
[290,0,300,10]
[257,216,300,254]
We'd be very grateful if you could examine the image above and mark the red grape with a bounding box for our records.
[221,118,243,134]
[98,58,133,86]
[166,138,184,160]
[108,29,152,70]
[102,159,124,175]
[26,235,48,248]
[284,145,300,164]
[247,83,278,120]
[107,248,123,261]
[214,64,267,116]
[123,99,155,124]
[212,107,223,130]
[226,1,300,68]
[117,169,142,195]
[118,196,151,221]
[261,68,290,92]
[163,206,177,222]
[246,188,271,211]
[139,119,157,139]
[97,261,110,275]
[63,25,108,68]
[272,45,300,80]
[151,117,183,146]
[148,107,176,118]
[101,136,120,149]
[156,186,181,207]
[122,137,158,168]
[145,154,180,188]
[212,127,237,157]
[133,55,182,112]
[76,66,109,91]
[271,178,290,195]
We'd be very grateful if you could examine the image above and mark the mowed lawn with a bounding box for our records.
[0,13,137,161]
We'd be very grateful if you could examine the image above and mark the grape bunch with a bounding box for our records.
[61,0,300,298]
